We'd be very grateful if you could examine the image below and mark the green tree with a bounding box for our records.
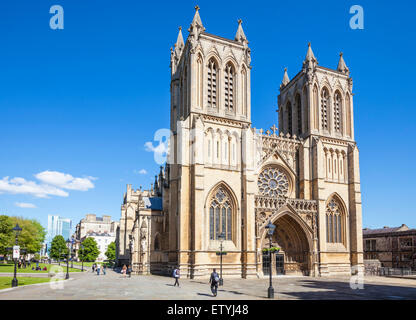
[105,241,116,262]
[9,217,46,255]
[80,237,99,262]
[49,235,68,264]
[0,215,14,261]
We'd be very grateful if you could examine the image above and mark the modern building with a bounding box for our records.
[117,7,363,278]
[363,224,416,269]
[45,215,72,256]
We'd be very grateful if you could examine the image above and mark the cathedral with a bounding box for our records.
[116,7,364,278]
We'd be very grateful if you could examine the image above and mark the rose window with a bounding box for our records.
[258,167,289,197]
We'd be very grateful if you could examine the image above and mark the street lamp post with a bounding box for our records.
[218,232,225,286]
[70,236,74,269]
[80,244,84,272]
[265,220,276,299]
[65,238,71,280]
[129,235,133,267]
[11,224,22,287]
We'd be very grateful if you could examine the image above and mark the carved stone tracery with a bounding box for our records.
[257,129,301,172]
[255,196,318,238]
[257,167,289,197]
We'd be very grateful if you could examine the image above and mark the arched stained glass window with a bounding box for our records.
[257,167,290,197]
[209,187,233,240]
[326,197,345,244]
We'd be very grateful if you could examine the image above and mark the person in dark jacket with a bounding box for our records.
[127,265,132,278]
[209,268,220,297]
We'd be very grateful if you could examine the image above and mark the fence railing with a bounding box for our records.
[366,267,416,277]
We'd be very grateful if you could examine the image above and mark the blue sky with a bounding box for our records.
[0,0,415,232]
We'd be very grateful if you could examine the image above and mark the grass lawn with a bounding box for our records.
[72,261,95,267]
[0,277,61,290]
[0,263,81,273]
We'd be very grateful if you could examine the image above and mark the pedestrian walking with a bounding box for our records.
[97,263,101,275]
[122,264,127,278]
[103,264,107,275]
[92,263,95,273]
[127,265,132,278]
[173,266,180,287]
[209,268,220,297]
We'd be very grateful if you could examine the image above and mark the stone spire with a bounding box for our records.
[154,175,159,192]
[337,52,350,76]
[235,19,248,44]
[303,42,318,70]
[280,68,290,89]
[174,26,184,56]
[188,5,205,37]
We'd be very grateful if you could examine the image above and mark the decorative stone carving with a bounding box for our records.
[257,131,301,172]
[255,196,318,237]
[257,167,289,197]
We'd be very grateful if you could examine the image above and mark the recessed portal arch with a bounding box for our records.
[260,211,312,276]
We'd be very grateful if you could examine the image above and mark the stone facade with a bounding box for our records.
[75,214,118,240]
[117,7,364,278]
[73,214,119,261]
[363,224,416,269]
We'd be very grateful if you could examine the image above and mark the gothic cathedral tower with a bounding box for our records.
[278,44,363,275]
[168,7,257,278]
[117,7,363,278]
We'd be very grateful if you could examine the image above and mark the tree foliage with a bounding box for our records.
[105,241,116,262]
[9,217,46,254]
[49,235,68,260]
[0,215,14,257]
[0,215,46,257]
[79,237,99,262]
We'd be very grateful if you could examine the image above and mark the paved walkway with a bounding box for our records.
[1,269,416,300]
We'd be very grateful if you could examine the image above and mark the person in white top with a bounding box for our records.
[97,264,101,275]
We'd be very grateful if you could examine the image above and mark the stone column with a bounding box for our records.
[348,144,364,275]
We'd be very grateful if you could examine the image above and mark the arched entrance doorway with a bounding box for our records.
[261,213,312,276]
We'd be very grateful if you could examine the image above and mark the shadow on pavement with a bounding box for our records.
[277,278,416,300]
[197,293,214,297]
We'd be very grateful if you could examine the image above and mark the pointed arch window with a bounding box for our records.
[321,88,329,130]
[209,187,233,240]
[241,67,247,116]
[154,234,161,250]
[286,102,292,134]
[302,87,308,132]
[224,63,235,112]
[207,58,218,108]
[326,197,345,244]
[196,55,203,108]
[346,94,352,137]
[313,85,319,130]
[334,91,342,133]
[296,94,302,135]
